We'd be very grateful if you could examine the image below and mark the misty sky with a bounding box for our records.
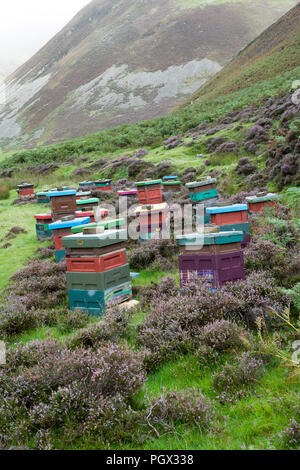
[0,0,90,72]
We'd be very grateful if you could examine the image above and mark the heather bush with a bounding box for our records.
[137,280,242,371]
[223,272,290,325]
[0,300,41,337]
[195,320,253,364]
[34,245,55,260]
[212,352,264,400]
[5,260,67,310]
[139,276,178,307]
[145,387,216,431]
[0,341,146,448]
[278,418,300,450]
[68,305,132,349]
[129,239,178,271]
[56,309,90,334]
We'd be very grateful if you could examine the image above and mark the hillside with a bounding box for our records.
[0,0,297,150]
[190,1,300,103]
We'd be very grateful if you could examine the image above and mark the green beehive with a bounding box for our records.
[66,264,131,291]
[62,229,128,249]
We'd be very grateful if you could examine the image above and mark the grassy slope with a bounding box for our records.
[189,2,300,103]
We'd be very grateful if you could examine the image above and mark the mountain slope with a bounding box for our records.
[190,1,300,103]
[0,0,297,149]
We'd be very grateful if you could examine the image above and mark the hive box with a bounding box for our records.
[94,180,112,192]
[47,189,77,212]
[34,214,53,240]
[134,203,168,226]
[118,189,138,197]
[68,289,105,316]
[66,241,127,258]
[49,216,90,259]
[66,264,131,291]
[186,178,217,193]
[246,194,278,213]
[207,204,248,225]
[163,181,182,192]
[189,189,218,202]
[135,180,163,205]
[76,191,91,200]
[18,183,34,197]
[139,231,166,242]
[62,228,128,249]
[66,249,127,273]
[76,197,99,212]
[36,192,50,204]
[104,282,132,305]
[55,249,67,263]
[219,222,250,236]
[179,251,245,288]
[138,222,168,234]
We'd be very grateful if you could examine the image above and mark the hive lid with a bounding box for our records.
[76,197,99,205]
[163,176,178,180]
[76,191,92,196]
[163,181,182,185]
[46,189,77,197]
[186,177,217,188]
[176,230,244,246]
[48,216,91,230]
[94,179,112,184]
[246,193,278,203]
[79,181,94,185]
[34,213,52,220]
[62,228,128,248]
[71,218,126,234]
[118,189,138,195]
[135,179,162,187]
[134,202,168,215]
[206,204,248,214]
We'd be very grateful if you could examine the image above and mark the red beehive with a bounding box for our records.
[66,249,127,273]
[207,204,248,226]
[75,211,96,223]
[248,200,277,213]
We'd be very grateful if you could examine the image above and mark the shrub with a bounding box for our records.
[0,340,146,448]
[145,387,216,431]
[139,276,178,307]
[4,260,67,310]
[212,352,264,400]
[56,310,90,334]
[223,272,290,325]
[279,419,300,450]
[129,239,178,271]
[68,305,132,349]
[137,280,242,371]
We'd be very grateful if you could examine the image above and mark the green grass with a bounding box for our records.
[0,191,48,290]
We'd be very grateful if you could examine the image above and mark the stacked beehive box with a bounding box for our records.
[162,176,182,193]
[62,226,131,316]
[186,177,218,225]
[246,193,279,213]
[48,215,91,262]
[134,179,169,241]
[134,203,169,242]
[47,188,77,222]
[94,179,112,192]
[176,228,245,289]
[76,191,91,200]
[17,183,35,198]
[76,196,99,213]
[36,191,50,204]
[34,214,53,241]
[206,203,250,248]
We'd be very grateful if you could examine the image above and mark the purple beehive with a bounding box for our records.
[179,251,245,288]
